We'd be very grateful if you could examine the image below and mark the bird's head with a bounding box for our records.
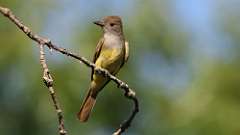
[93,16,123,35]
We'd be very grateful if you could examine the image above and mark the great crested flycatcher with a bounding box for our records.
[77,16,129,122]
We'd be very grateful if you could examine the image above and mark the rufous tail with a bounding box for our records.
[77,88,96,122]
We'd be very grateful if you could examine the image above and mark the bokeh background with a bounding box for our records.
[0,0,240,135]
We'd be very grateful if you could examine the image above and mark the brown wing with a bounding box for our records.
[91,38,104,80]
[120,41,129,68]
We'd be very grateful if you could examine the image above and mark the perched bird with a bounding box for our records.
[77,16,129,122]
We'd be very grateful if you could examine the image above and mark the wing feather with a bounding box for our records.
[120,41,129,68]
[91,38,104,80]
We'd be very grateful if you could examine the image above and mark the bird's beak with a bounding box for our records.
[93,20,104,27]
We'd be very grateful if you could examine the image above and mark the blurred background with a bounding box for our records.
[0,0,240,135]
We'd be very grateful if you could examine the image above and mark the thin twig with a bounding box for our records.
[0,6,139,135]
[39,44,67,135]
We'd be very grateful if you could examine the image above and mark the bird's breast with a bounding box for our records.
[101,33,124,59]
[95,34,124,73]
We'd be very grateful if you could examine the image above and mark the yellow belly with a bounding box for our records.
[96,48,123,73]
[92,48,124,87]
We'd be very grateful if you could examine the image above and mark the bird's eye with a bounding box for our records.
[110,23,115,27]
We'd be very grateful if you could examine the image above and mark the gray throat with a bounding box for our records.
[103,32,124,49]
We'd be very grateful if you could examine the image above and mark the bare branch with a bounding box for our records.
[0,6,139,135]
[39,44,67,135]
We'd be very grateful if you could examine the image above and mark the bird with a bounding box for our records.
[77,16,129,122]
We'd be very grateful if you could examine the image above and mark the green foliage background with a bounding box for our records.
[0,0,240,135]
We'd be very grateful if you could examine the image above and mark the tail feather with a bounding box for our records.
[77,89,96,122]
[78,79,110,122]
